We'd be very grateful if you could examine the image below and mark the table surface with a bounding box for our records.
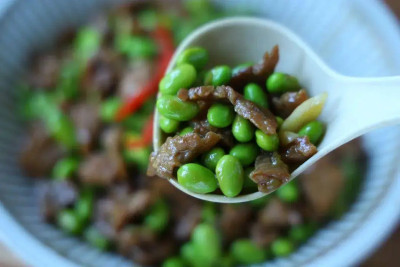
[0,0,399,266]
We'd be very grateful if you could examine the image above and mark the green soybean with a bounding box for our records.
[207,103,234,128]
[180,242,200,267]
[46,112,77,149]
[298,120,324,144]
[202,147,225,170]
[271,238,294,257]
[255,130,279,151]
[123,146,151,171]
[144,199,169,232]
[205,65,232,86]
[115,34,157,58]
[289,223,316,243]
[84,226,110,250]
[159,64,197,95]
[75,188,94,222]
[159,115,180,133]
[57,209,83,235]
[276,181,299,203]
[276,116,284,129]
[176,47,209,71]
[162,257,185,267]
[74,27,101,61]
[177,163,218,194]
[244,83,269,108]
[267,72,300,94]
[192,223,222,264]
[232,62,253,76]
[232,115,255,142]
[231,239,267,264]
[229,143,258,166]
[216,155,244,197]
[157,95,199,121]
[100,97,122,122]
[201,202,217,223]
[179,126,194,136]
[52,157,79,180]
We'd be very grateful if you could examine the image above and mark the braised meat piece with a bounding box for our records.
[281,136,317,164]
[272,89,308,118]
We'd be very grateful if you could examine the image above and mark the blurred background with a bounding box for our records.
[0,0,399,266]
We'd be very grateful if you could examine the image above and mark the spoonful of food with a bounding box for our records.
[148,17,400,203]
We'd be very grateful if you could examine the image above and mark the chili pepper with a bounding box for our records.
[126,114,154,148]
[115,26,174,121]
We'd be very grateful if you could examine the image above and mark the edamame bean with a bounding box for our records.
[255,130,279,151]
[244,83,269,108]
[205,65,232,86]
[202,202,217,223]
[179,126,194,136]
[232,115,255,142]
[123,146,151,171]
[84,226,110,250]
[159,115,180,133]
[276,116,284,129]
[57,209,83,235]
[207,103,234,128]
[243,167,257,190]
[47,113,77,149]
[298,120,324,144]
[144,199,169,232]
[180,242,199,267]
[177,163,218,194]
[115,34,157,58]
[232,62,253,76]
[276,181,299,203]
[231,239,267,264]
[100,97,122,122]
[202,147,225,170]
[157,95,199,121]
[267,72,300,94]
[75,188,94,222]
[289,223,316,243]
[159,64,197,95]
[162,257,185,267]
[52,157,79,180]
[192,223,222,264]
[229,143,258,166]
[74,27,101,61]
[176,47,209,71]
[271,238,294,257]
[216,155,244,197]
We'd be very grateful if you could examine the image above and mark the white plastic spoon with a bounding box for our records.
[153,17,400,203]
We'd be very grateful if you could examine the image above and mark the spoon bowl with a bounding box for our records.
[154,17,400,203]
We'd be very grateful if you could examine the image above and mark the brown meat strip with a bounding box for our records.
[272,89,309,118]
[178,85,277,135]
[191,119,234,148]
[281,136,317,164]
[250,153,290,193]
[229,45,279,89]
[147,132,221,179]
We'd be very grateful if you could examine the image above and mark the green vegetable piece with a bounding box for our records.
[229,143,258,167]
[232,62,253,76]
[75,188,94,222]
[162,257,185,267]
[100,97,122,122]
[218,254,236,267]
[267,72,300,94]
[231,239,267,264]
[57,209,83,235]
[243,167,257,191]
[276,181,299,203]
[74,27,101,61]
[138,9,158,31]
[176,47,209,71]
[207,103,234,128]
[160,115,180,133]
[202,147,225,170]
[201,202,217,223]
[179,126,194,136]
[52,157,79,180]
[205,65,232,86]
[157,95,199,121]
[123,146,151,171]
[192,223,222,264]
[115,34,157,58]
[216,155,244,197]
[255,130,279,151]
[177,163,218,194]
[57,61,81,100]
[289,223,316,243]
[232,115,255,142]
[46,112,77,149]
[298,120,325,144]
[144,199,170,232]
[180,242,201,267]
[271,238,294,257]
[276,116,284,129]
[84,226,110,250]
[159,64,197,95]
[244,83,269,108]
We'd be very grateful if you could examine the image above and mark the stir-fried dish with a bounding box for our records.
[18,1,365,266]
[149,45,327,197]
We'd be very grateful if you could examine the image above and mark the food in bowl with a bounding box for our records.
[18,1,364,266]
[149,45,327,197]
